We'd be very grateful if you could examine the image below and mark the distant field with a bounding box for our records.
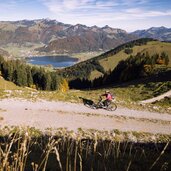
[2,43,44,58]
[3,43,103,61]
[72,51,103,62]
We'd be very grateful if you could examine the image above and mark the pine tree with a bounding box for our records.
[26,66,33,87]
[51,72,60,90]
[42,72,52,90]
[15,64,27,86]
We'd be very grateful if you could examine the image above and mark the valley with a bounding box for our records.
[0,0,171,169]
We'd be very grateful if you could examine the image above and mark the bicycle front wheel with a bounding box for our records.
[106,103,117,111]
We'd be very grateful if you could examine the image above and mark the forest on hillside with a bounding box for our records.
[0,56,68,91]
[69,51,170,89]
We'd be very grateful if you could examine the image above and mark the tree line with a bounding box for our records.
[0,56,68,91]
[106,51,169,82]
[58,59,105,80]
[69,51,170,89]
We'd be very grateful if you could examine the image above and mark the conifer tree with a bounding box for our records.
[42,72,52,90]
[26,66,33,87]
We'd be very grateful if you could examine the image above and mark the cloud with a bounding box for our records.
[123,8,171,19]
[40,0,171,21]
[40,0,121,13]
[41,0,171,16]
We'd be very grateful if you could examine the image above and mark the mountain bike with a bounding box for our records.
[85,96,117,111]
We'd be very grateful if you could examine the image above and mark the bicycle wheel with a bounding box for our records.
[106,102,117,111]
[84,103,97,109]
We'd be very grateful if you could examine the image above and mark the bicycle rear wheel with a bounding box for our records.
[85,103,97,109]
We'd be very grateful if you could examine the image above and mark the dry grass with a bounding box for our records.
[0,76,22,90]
[0,127,171,171]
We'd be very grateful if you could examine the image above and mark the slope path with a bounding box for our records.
[0,98,171,135]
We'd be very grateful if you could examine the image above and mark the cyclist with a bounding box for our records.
[100,90,113,107]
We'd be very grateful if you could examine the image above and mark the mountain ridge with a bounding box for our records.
[0,19,136,53]
[0,19,171,54]
[132,26,171,42]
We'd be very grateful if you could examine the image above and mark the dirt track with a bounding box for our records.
[140,90,171,104]
[0,98,171,134]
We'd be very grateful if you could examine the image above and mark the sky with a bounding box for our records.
[0,0,171,32]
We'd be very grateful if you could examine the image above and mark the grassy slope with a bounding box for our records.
[88,41,171,80]
[0,76,21,90]
[97,41,171,75]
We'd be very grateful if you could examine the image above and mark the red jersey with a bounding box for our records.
[101,93,113,101]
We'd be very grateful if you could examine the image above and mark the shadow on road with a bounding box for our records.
[79,97,94,106]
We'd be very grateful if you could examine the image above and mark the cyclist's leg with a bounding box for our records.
[105,99,111,106]
[103,99,110,107]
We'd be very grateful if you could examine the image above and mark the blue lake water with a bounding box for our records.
[26,56,78,68]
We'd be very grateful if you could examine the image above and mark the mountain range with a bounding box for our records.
[0,19,171,54]
[132,26,171,42]
[0,19,136,53]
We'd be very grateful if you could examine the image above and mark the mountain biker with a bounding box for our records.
[100,90,113,107]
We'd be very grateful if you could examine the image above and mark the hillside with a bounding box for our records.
[0,19,70,45]
[0,19,136,54]
[98,40,171,72]
[0,76,21,90]
[38,25,136,53]
[59,39,171,79]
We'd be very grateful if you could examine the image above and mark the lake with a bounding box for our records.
[26,55,78,68]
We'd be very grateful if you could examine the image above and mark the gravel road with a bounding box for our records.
[0,98,171,134]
